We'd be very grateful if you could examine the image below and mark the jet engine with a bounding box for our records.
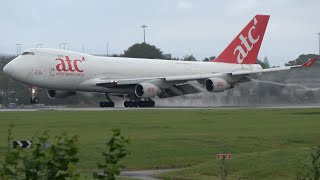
[205,78,231,92]
[135,83,161,98]
[47,90,76,99]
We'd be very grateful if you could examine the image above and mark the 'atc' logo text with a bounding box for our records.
[234,18,260,64]
[55,56,85,72]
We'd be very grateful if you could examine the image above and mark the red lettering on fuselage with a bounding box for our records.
[55,58,66,71]
[65,56,75,72]
[55,56,85,72]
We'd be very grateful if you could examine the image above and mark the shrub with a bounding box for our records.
[93,129,130,180]
[0,126,80,180]
[296,145,320,180]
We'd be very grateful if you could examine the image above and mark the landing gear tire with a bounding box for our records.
[149,101,155,107]
[124,100,155,108]
[100,102,115,107]
[134,101,139,107]
[30,97,40,104]
[138,101,143,107]
[128,101,134,107]
[124,101,129,107]
[144,100,155,107]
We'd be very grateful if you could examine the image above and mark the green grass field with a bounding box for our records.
[1,108,320,179]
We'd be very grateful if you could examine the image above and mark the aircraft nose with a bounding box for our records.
[3,63,10,75]
[3,61,14,77]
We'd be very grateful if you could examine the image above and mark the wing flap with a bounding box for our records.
[96,78,160,88]
[158,83,201,98]
[232,66,294,76]
[165,73,217,81]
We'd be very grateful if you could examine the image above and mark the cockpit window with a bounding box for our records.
[21,52,34,55]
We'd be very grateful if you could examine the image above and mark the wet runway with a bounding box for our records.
[1,105,320,112]
[120,169,179,180]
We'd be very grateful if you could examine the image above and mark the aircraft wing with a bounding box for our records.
[95,77,203,98]
[93,58,318,97]
[95,74,217,87]
[232,57,318,76]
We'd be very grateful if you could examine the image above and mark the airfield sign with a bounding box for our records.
[216,153,232,159]
[13,140,32,148]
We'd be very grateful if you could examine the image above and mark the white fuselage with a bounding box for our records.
[3,48,262,94]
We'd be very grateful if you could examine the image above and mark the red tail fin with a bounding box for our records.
[212,15,270,64]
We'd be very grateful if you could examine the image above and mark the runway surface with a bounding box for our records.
[1,105,320,111]
[120,169,179,180]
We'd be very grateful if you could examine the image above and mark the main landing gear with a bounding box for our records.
[123,100,155,108]
[98,94,155,108]
[99,94,115,107]
[30,87,40,104]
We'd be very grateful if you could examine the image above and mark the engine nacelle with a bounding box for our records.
[47,90,76,99]
[205,78,231,92]
[135,83,161,98]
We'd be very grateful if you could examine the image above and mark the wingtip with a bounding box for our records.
[302,57,318,67]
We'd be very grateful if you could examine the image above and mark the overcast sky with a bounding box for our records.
[0,0,319,65]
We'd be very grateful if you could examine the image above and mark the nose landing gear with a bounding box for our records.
[30,97,40,104]
[30,87,40,104]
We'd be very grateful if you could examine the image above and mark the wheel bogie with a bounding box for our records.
[123,100,155,108]
[99,102,115,107]
[134,102,139,107]
[128,101,134,107]
[30,97,40,104]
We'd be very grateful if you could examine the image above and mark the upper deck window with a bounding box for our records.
[21,52,34,55]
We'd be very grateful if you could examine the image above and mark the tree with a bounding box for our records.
[123,43,163,59]
[93,129,129,180]
[203,56,216,62]
[257,58,270,69]
[263,56,270,68]
[183,54,197,61]
[171,57,180,61]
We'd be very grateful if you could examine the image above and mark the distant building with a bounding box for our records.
[8,103,16,109]
[163,54,172,60]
